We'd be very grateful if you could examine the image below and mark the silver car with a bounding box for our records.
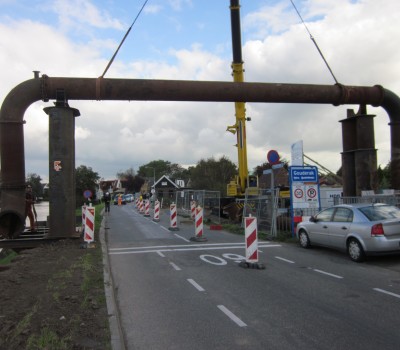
[296,203,400,262]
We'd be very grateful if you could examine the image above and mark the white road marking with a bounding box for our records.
[373,288,400,299]
[217,305,247,327]
[160,226,170,232]
[313,269,343,279]
[110,242,247,251]
[275,256,295,264]
[109,243,280,255]
[174,233,190,242]
[187,279,205,292]
[156,251,165,257]
[170,262,181,271]
[200,255,227,265]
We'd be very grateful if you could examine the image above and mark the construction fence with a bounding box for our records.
[175,190,221,224]
[241,189,400,237]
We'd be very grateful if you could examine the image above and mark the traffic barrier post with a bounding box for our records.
[81,204,86,235]
[84,206,95,248]
[191,200,196,220]
[239,215,265,269]
[144,199,151,217]
[153,200,160,222]
[168,202,179,231]
[139,199,144,214]
[190,205,207,242]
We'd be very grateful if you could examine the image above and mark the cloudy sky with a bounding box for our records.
[1,0,399,182]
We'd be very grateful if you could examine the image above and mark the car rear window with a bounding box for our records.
[359,205,400,221]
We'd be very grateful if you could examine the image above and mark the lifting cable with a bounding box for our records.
[100,0,149,78]
[289,0,339,84]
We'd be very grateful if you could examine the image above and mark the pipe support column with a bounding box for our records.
[44,105,80,237]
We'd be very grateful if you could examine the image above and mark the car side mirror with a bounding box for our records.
[309,216,317,223]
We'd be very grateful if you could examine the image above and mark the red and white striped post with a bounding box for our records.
[144,199,151,217]
[153,200,160,222]
[168,202,179,231]
[135,198,140,210]
[191,200,196,220]
[84,206,95,245]
[239,215,265,269]
[139,199,144,214]
[81,204,86,234]
[190,205,208,242]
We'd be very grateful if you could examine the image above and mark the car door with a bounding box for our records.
[310,207,335,246]
[328,207,353,249]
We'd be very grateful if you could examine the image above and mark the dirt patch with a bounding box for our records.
[0,237,110,350]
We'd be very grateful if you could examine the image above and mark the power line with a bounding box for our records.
[289,0,339,84]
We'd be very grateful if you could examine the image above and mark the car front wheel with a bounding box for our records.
[298,230,310,248]
[347,238,365,262]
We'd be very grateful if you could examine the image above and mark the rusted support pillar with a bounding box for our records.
[340,106,378,196]
[44,102,80,237]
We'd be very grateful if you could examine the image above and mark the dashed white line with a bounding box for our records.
[156,251,165,257]
[217,305,247,327]
[187,279,205,292]
[313,269,343,279]
[275,256,295,264]
[373,288,400,299]
[170,262,181,271]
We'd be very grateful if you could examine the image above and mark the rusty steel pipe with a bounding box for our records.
[1,75,400,238]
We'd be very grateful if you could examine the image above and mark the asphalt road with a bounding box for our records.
[104,202,400,350]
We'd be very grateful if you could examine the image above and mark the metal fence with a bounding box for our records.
[175,190,221,223]
[240,189,400,237]
[335,194,400,206]
[241,189,320,237]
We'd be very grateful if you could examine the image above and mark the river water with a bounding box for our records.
[25,201,50,225]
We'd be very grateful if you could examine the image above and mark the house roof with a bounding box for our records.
[154,175,180,189]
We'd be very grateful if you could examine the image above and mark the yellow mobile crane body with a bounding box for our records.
[227,0,258,197]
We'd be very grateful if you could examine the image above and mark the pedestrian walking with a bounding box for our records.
[104,192,111,214]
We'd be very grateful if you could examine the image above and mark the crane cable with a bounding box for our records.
[289,0,339,84]
[100,0,149,78]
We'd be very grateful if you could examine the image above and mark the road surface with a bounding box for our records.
[103,202,400,350]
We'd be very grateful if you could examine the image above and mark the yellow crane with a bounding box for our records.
[226,0,258,197]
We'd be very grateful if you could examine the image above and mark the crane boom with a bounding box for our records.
[227,0,257,196]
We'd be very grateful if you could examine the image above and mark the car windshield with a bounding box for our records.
[359,205,400,221]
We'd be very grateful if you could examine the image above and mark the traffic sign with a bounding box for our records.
[267,150,280,165]
[294,188,304,198]
[83,190,92,199]
[290,166,318,182]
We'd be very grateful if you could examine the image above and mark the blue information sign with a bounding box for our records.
[290,166,318,183]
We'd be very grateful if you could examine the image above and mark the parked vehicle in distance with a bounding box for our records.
[296,203,400,262]
[124,194,134,203]
[113,194,126,205]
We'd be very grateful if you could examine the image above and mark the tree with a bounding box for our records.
[75,165,100,207]
[378,162,391,189]
[117,167,136,193]
[189,156,237,195]
[26,173,43,199]
[138,160,190,183]
[253,160,289,178]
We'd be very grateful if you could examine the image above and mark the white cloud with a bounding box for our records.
[50,0,124,30]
